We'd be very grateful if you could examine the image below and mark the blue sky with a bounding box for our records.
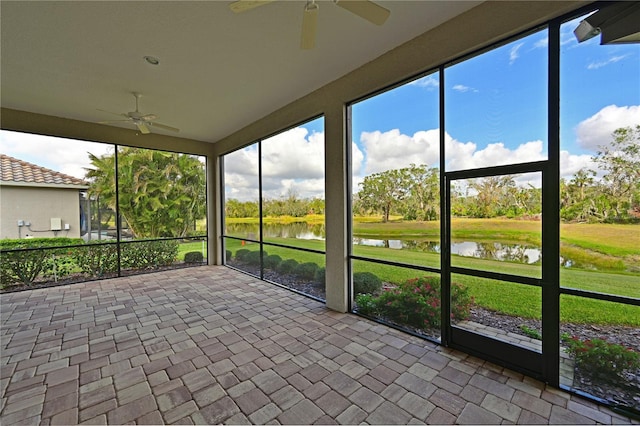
[2,15,639,202]
[351,19,639,182]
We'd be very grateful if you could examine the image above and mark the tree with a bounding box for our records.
[357,168,411,222]
[225,199,259,218]
[85,147,206,238]
[401,165,440,221]
[560,168,596,222]
[468,175,517,218]
[591,125,640,222]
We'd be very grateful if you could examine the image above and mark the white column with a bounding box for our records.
[323,103,349,312]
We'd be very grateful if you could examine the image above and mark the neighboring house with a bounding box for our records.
[0,154,89,240]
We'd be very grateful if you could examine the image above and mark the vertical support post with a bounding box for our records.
[543,21,561,386]
[208,151,222,265]
[439,66,451,346]
[115,145,122,277]
[258,141,264,279]
[324,103,349,312]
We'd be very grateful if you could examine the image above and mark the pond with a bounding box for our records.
[354,238,542,264]
[226,222,580,267]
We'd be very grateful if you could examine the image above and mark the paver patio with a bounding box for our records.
[1,266,637,425]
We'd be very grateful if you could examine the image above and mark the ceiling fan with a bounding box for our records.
[97,92,180,134]
[229,0,391,49]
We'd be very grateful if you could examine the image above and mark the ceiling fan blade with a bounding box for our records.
[150,122,180,133]
[98,120,131,124]
[97,108,128,118]
[229,0,274,13]
[140,114,158,122]
[300,2,319,50]
[135,122,151,134]
[335,0,390,26]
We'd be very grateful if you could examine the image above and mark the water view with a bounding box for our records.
[227,222,552,266]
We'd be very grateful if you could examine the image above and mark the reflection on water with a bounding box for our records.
[226,222,578,266]
[354,238,541,264]
[226,222,326,240]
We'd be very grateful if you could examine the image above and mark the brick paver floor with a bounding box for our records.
[1,266,637,425]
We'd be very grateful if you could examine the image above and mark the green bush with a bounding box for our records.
[264,254,282,270]
[42,254,78,280]
[562,334,640,379]
[0,238,83,287]
[184,251,204,263]
[277,259,299,274]
[73,242,118,278]
[245,250,262,266]
[225,250,232,262]
[355,276,473,329]
[121,240,178,270]
[294,262,319,280]
[353,271,382,295]
[314,267,325,284]
[235,249,250,261]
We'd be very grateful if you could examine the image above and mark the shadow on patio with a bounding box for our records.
[1,266,635,425]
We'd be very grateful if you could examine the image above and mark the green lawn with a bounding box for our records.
[221,226,640,326]
[178,240,207,260]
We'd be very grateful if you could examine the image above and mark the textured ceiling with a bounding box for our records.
[1,1,481,143]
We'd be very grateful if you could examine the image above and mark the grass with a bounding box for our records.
[177,241,207,261]
[220,217,640,326]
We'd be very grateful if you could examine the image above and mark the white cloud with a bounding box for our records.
[534,37,548,49]
[575,105,640,151]
[560,150,595,180]
[0,130,112,179]
[357,128,550,180]
[452,84,477,93]
[409,75,439,90]
[359,129,440,175]
[587,54,631,70]
[224,127,325,201]
[351,141,364,176]
[446,140,546,172]
[261,127,324,180]
[509,42,524,64]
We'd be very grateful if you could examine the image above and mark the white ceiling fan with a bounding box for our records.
[97,92,179,134]
[229,0,391,49]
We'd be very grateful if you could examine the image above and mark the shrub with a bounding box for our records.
[245,250,262,266]
[225,250,232,262]
[355,276,473,329]
[184,251,204,263]
[121,240,178,270]
[294,262,319,280]
[562,334,640,379]
[0,238,83,287]
[264,254,282,270]
[235,249,250,261]
[314,267,326,284]
[73,242,118,277]
[277,259,299,274]
[353,271,382,295]
[42,253,78,280]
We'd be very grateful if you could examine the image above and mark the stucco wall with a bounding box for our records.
[0,184,84,240]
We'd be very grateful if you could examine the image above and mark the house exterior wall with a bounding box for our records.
[0,184,84,240]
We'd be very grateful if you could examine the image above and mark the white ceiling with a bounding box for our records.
[1,1,481,143]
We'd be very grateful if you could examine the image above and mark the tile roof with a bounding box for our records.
[0,154,88,186]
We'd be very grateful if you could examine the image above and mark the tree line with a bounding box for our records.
[354,126,639,223]
[225,191,325,219]
[85,127,638,240]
